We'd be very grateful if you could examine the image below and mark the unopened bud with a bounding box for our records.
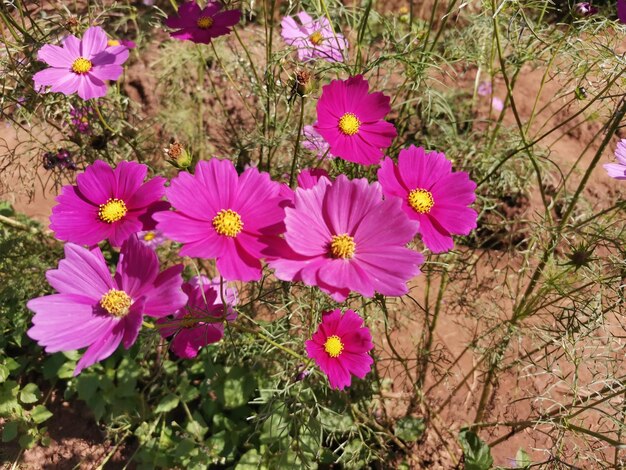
[164,141,192,169]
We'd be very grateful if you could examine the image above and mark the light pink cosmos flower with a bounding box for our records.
[50,160,169,248]
[305,309,373,390]
[154,158,289,282]
[491,97,504,112]
[315,75,397,166]
[378,146,478,253]
[157,276,237,359]
[165,1,241,44]
[302,124,334,159]
[27,236,187,375]
[604,139,626,180]
[281,12,348,62]
[33,26,128,100]
[477,81,492,97]
[268,175,423,302]
[137,230,166,249]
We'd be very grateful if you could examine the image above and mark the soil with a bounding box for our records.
[1,2,625,469]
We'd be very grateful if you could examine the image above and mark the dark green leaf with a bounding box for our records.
[458,428,493,470]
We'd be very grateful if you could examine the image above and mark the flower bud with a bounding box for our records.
[164,141,192,169]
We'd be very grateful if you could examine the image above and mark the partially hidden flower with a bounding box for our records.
[297,168,331,189]
[281,11,348,63]
[305,309,373,390]
[619,0,626,23]
[477,81,492,97]
[50,160,169,247]
[33,26,128,100]
[573,2,598,17]
[137,230,166,249]
[165,1,241,44]
[27,236,187,375]
[377,146,478,253]
[315,75,397,166]
[157,275,237,359]
[107,38,136,50]
[267,175,423,302]
[69,105,92,134]
[302,124,334,160]
[154,158,289,282]
[491,96,504,112]
[43,148,77,171]
[603,138,626,180]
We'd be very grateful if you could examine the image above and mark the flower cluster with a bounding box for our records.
[28,3,480,390]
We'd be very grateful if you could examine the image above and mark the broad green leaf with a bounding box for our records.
[2,421,18,442]
[19,383,40,404]
[30,405,53,424]
[458,429,494,470]
[394,417,426,443]
[515,448,532,468]
[155,394,179,414]
[0,365,9,383]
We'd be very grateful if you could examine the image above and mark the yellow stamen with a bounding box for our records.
[309,31,324,45]
[107,39,121,47]
[408,189,434,214]
[100,289,132,317]
[338,113,361,136]
[98,198,128,223]
[71,57,92,74]
[197,16,214,29]
[143,231,156,241]
[330,234,356,259]
[324,335,344,358]
[212,209,243,237]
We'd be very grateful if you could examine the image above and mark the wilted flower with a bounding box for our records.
[164,141,192,168]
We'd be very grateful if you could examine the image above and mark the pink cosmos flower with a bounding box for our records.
[281,12,348,63]
[377,146,478,253]
[477,81,492,97]
[305,309,373,390]
[491,96,504,112]
[27,236,187,375]
[267,175,423,302]
[604,139,626,180]
[137,230,166,249]
[154,158,288,282]
[315,75,397,166]
[50,160,169,248]
[297,168,331,189]
[302,124,334,159]
[33,26,128,100]
[107,38,136,50]
[157,276,237,359]
[165,1,241,44]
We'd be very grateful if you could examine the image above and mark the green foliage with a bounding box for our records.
[458,428,494,470]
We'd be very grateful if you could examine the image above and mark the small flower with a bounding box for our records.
[305,309,373,390]
[302,124,334,160]
[603,138,626,180]
[137,230,166,249]
[477,81,492,97]
[42,148,77,171]
[268,175,423,302]
[33,26,129,100]
[281,11,348,63]
[491,96,504,112]
[50,160,169,247]
[573,2,598,17]
[154,158,289,281]
[156,275,237,359]
[69,105,93,134]
[377,146,478,253]
[165,1,241,45]
[315,75,397,166]
[27,236,187,375]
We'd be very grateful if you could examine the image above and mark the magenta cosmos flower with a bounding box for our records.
[50,160,168,247]
[33,26,128,100]
[315,75,397,166]
[268,175,423,302]
[305,309,373,390]
[154,158,288,282]
[157,276,237,359]
[27,236,187,375]
[619,0,626,23]
[281,12,348,62]
[165,1,241,44]
[378,146,478,254]
[604,139,626,180]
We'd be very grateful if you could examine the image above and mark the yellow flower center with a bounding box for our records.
[309,31,324,45]
[100,289,132,317]
[212,209,243,237]
[330,234,356,259]
[197,16,214,29]
[338,113,361,136]
[324,335,344,358]
[98,198,128,223]
[107,39,121,47]
[143,231,156,241]
[408,189,434,214]
[71,57,92,74]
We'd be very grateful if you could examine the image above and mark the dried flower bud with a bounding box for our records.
[164,141,192,169]
[295,70,317,97]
